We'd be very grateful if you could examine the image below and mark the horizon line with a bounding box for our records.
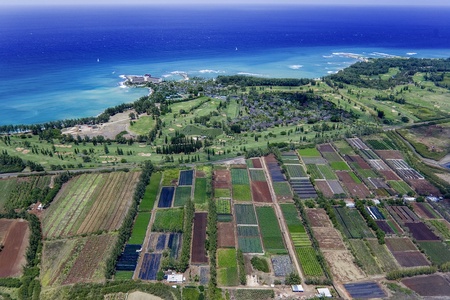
[2,3,450,7]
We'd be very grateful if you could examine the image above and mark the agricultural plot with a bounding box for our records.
[63,234,116,284]
[366,139,393,150]
[387,206,419,224]
[232,184,252,201]
[158,187,175,208]
[330,161,351,171]
[231,168,250,185]
[376,150,404,160]
[265,154,285,182]
[387,159,424,180]
[403,274,450,297]
[387,180,413,195]
[194,177,207,204]
[173,186,191,207]
[140,172,161,212]
[334,207,374,239]
[312,227,346,250]
[217,199,232,215]
[285,164,306,178]
[43,172,140,238]
[412,202,439,219]
[306,164,323,180]
[251,158,263,168]
[418,241,450,265]
[251,181,272,203]
[116,244,141,271]
[323,250,366,282]
[347,137,368,150]
[405,222,440,241]
[366,239,399,272]
[408,178,441,195]
[167,233,182,259]
[138,253,161,280]
[366,206,384,219]
[237,236,263,254]
[296,247,324,277]
[128,212,151,244]
[162,169,179,186]
[178,170,194,186]
[281,204,311,247]
[344,282,386,299]
[271,255,294,277]
[298,147,321,157]
[249,169,266,181]
[321,152,343,163]
[235,204,258,225]
[348,240,382,275]
[256,207,286,254]
[152,208,184,232]
[336,171,371,198]
[217,249,238,286]
[375,220,395,234]
[191,213,208,264]
[0,219,29,278]
[214,188,231,198]
[272,182,292,199]
[317,164,337,180]
[290,178,317,199]
[428,219,450,240]
[344,155,372,169]
[391,251,431,267]
[314,180,334,198]
[213,170,231,189]
[306,208,331,227]
[218,222,235,248]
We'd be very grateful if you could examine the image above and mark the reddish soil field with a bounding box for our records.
[312,227,346,250]
[196,171,206,178]
[404,222,440,241]
[63,234,114,284]
[251,181,272,203]
[0,219,29,278]
[379,170,400,180]
[375,220,395,234]
[251,158,262,168]
[392,251,430,267]
[217,222,235,248]
[412,203,437,219]
[264,154,278,163]
[191,213,208,264]
[318,143,335,153]
[345,155,371,169]
[0,219,12,243]
[306,208,331,227]
[336,171,371,198]
[402,274,450,296]
[213,170,231,189]
[385,238,418,252]
[375,150,403,159]
[408,179,441,196]
[314,180,334,198]
[387,206,419,223]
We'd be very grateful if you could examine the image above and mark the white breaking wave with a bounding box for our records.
[198,69,224,74]
[288,65,303,70]
[406,52,417,55]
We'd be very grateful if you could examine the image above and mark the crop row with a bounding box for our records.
[231,169,250,185]
[296,247,324,277]
[256,207,287,254]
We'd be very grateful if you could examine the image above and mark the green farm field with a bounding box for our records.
[140,172,162,212]
[173,186,191,207]
[256,206,287,254]
[128,212,151,244]
[194,177,207,204]
[152,208,184,232]
[296,247,324,277]
[232,184,252,201]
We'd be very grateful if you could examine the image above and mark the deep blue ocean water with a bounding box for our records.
[1,5,450,125]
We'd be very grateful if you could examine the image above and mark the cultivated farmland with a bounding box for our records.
[255,206,286,254]
[217,249,238,286]
[0,219,29,278]
[43,171,141,238]
[191,213,208,264]
[152,208,184,232]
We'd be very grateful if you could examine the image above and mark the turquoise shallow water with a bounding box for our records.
[1,6,450,125]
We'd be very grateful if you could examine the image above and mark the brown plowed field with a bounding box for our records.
[402,274,450,296]
[411,203,437,219]
[336,171,371,198]
[408,179,441,196]
[385,238,418,252]
[323,250,366,282]
[251,158,262,168]
[376,150,403,159]
[0,219,29,278]
[213,170,231,189]
[391,251,430,267]
[251,181,272,203]
[191,213,208,264]
[388,206,419,223]
[217,222,235,248]
[348,155,371,169]
[405,222,440,241]
[0,219,12,244]
[312,227,346,250]
[264,154,277,163]
[306,208,332,227]
[318,143,335,152]
[63,234,116,284]
[314,180,334,198]
[379,170,400,180]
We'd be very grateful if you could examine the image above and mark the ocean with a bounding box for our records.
[1,5,450,125]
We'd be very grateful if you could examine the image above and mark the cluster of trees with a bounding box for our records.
[106,162,154,278]
[386,266,437,280]
[354,200,385,244]
[178,199,195,272]
[156,133,202,155]
[206,198,220,299]
[328,57,450,89]
[0,151,25,173]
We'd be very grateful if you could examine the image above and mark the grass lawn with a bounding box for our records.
[129,116,155,135]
